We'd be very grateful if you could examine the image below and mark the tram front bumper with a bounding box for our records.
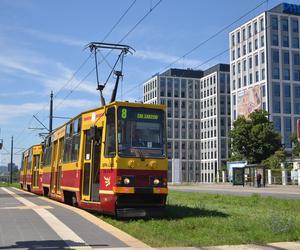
[116,207,166,218]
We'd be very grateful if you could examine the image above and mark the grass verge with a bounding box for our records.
[96,191,300,247]
[0,182,20,188]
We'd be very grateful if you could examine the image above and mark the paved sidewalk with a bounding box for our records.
[169,183,300,199]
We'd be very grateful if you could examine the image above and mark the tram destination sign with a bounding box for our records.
[136,113,159,120]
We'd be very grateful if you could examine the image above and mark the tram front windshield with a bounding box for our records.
[117,107,166,158]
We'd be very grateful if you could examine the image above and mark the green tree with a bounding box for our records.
[262,149,286,169]
[290,132,300,157]
[230,110,282,164]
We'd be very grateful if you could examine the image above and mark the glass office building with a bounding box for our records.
[143,65,230,182]
[230,3,300,149]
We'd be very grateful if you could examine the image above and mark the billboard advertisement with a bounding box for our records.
[237,85,261,118]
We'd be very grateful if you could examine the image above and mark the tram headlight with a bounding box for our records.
[153,178,160,185]
[123,177,130,185]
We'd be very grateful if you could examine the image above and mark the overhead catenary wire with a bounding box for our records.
[160,0,268,72]
[12,0,139,149]
[52,0,163,112]
[120,0,269,99]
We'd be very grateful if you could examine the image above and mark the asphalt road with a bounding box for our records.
[0,187,130,250]
[169,184,300,199]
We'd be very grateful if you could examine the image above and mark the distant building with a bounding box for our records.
[200,64,231,182]
[0,165,8,175]
[230,2,300,149]
[8,163,18,172]
[143,64,230,182]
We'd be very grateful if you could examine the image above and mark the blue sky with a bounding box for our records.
[0,0,290,166]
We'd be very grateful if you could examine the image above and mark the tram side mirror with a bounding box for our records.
[0,139,3,150]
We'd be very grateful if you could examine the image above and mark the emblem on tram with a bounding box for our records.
[104,176,111,187]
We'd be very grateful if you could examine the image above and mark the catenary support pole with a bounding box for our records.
[49,91,53,134]
[10,136,13,184]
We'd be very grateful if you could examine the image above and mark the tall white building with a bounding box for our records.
[143,65,230,182]
[230,2,300,149]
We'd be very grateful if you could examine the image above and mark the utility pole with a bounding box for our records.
[49,91,53,134]
[10,136,13,184]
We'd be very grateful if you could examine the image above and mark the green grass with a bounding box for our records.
[0,182,20,188]
[96,191,300,247]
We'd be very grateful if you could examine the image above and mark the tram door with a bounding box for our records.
[32,155,40,188]
[82,127,102,202]
[23,157,28,188]
[56,138,64,195]
[50,141,58,195]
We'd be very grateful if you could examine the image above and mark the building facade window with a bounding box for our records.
[249,57,252,68]
[283,52,289,64]
[272,50,279,63]
[272,34,279,46]
[284,84,290,97]
[273,83,280,97]
[261,35,264,47]
[272,67,280,79]
[294,70,300,81]
[255,54,258,66]
[261,51,265,64]
[282,18,288,31]
[283,68,290,80]
[271,16,278,30]
[292,37,299,48]
[273,101,281,113]
[292,19,299,32]
[294,85,300,98]
[294,53,300,65]
[261,68,265,80]
[273,116,281,132]
[282,36,289,47]
[260,18,264,31]
[283,101,291,114]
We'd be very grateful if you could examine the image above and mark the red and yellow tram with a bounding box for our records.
[20,144,43,195]
[20,101,168,217]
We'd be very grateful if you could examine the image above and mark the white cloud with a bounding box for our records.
[0,55,46,77]
[135,49,202,68]
[53,98,96,110]
[0,98,97,124]
[18,27,87,47]
[0,102,46,123]
[0,90,37,97]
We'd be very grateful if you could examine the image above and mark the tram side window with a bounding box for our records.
[71,118,81,161]
[59,137,64,161]
[43,139,52,166]
[20,154,24,171]
[64,123,72,162]
[63,118,81,163]
[105,107,116,157]
[27,150,32,170]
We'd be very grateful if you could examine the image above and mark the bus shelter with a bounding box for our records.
[243,164,266,187]
[232,164,266,187]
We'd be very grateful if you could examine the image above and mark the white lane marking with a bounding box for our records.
[0,205,52,210]
[1,187,92,250]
